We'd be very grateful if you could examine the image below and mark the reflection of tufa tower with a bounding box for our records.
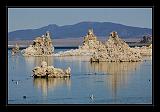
[89,61,141,101]
[33,78,71,97]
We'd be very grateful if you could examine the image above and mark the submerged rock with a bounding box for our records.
[12,43,19,55]
[32,61,71,78]
[90,32,142,62]
[22,31,54,56]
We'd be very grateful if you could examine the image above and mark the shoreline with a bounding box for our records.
[8,37,151,50]
[8,45,78,50]
[8,42,151,49]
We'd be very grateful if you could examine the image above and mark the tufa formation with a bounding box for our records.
[54,29,102,56]
[32,61,71,78]
[22,31,54,56]
[134,44,152,56]
[90,32,142,62]
[11,43,20,55]
[80,29,101,50]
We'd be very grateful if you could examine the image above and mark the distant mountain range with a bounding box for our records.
[8,22,152,41]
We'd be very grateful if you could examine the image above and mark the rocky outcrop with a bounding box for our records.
[32,61,71,78]
[54,30,146,62]
[22,31,54,56]
[54,29,102,56]
[80,29,101,50]
[12,43,19,55]
[90,32,142,62]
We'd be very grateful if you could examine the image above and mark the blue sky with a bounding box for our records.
[8,8,152,32]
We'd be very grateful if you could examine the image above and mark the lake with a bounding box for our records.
[8,48,152,104]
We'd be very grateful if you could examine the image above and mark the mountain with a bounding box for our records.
[8,22,152,41]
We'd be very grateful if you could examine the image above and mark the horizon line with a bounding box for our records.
[8,21,152,33]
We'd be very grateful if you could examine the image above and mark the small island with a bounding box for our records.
[90,31,142,62]
[32,61,71,78]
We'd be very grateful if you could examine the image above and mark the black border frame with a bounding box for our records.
[1,0,158,112]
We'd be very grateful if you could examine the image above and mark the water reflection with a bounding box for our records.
[24,56,54,67]
[54,56,91,62]
[142,56,152,61]
[90,62,142,100]
[9,51,22,74]
[33,78,71,96]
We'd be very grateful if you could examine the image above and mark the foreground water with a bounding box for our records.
[8,48,152,104]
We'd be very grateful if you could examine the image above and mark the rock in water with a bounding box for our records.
[90,32,142,62]
[80,29,100,50]
[22,31,54,56]
[23,96,27,99]
[32,61,71,78]
[12,43,19,55]
[54,29,102,56]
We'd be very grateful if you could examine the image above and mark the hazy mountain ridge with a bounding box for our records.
[8,22,152,40]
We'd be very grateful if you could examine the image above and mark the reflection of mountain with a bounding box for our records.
[90,62,141,99]
[33,78,71,96]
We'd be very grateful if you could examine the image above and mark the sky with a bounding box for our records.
[8,8,152,32]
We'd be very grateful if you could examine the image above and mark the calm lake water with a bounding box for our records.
[8,48,152,104]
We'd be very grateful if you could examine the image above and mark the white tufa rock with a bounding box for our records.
[134,44,152,56]
[22,31,54,56]
[90,32,142,62]
[32,61,71,78]
[54,29,102,57]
